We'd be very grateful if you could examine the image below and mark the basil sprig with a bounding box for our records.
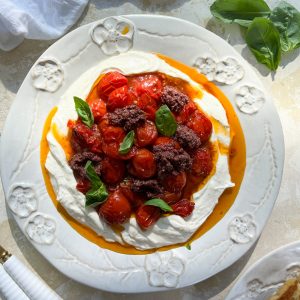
[155,105,177,137]
[144,198,173,212]
[84,161,108,207]
[119,130,135,155]
[210,0,300,70]
[246,18,281,71]
[74,96,94,128]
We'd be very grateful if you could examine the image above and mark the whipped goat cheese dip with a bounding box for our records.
[45,51,234,250]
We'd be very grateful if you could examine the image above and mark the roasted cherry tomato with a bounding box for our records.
[186,111,212,143]
[97,72,128,100]
[98,189,132,224]
[99,122,125,143]
[161,172,187,193]
[160,191,181,205]
[171,199,195,218]
[130,149,157,179]
[176,101,197,124]
[136,205,161,230]
[136,93,158,120]
[119,181,145,210]
[101,157,125,184]
[130,74,162,100]
[135,120,158,147]
[107,85,133,111]
[102,142,136,160]
[153,137,180,149]
[76,178,91,194]
[191,147,213,177]
[72,123,102,153]
[88,98,107,122]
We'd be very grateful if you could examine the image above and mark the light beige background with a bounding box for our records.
[1,0,300,299]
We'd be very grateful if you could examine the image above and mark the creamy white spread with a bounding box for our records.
[46,51,234,250]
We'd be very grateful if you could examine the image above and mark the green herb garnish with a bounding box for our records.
[246,17,281,71]
[144,198,173,212]
[210,0,300,70]
[185,243,191,250]
[84,161,108,207]
[119,130,135,155]
[210,0,270,27]
[74,96,94,128]
[155,105,177,137]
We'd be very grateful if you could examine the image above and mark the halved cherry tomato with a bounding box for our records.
[191,147,213,177]
[161,172,187,193]
[99,189,132,224]
[135,120,158,147]
[76,178,91,194]
[107,85,133,111]
[101,157,125,184]
[136,205,161,230]
[153,137,180,149]
[97,72,128,100]
[72,123,102,153]
[130,74,162,100]
[171,199,195,218]
[130,149,157,179]
[88,98,106,122]
[119,181,145,210]
[100,122,125,143]
[186,111,212,143]
[176,101,197,124]
[136,93,158,120]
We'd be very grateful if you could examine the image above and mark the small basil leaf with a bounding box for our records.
[210,0,271,27]
[119,130,135,155]
[85,185,108,207]
[74,96,94,128]
[85,161,102,187]
[246,17,281,70]
[84,161,108,207]
[270,1,300,52]
[155,105,177,137]
[144,198,173,212]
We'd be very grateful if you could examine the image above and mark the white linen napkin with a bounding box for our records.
[0,0,89,51]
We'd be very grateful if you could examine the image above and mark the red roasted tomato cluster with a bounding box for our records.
[68,71,213,230]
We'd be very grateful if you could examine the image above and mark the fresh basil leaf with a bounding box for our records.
[84,161,108,207]
[85,161,102,186]
[210,0,270,27]
[155,105,177,137]
[246,17,281,70]
[144,198,173,212]
[270,1,300,52]
[85,185,108,207]
[74,96,94,128]
[185,243,191,250]
[119,130,135,155]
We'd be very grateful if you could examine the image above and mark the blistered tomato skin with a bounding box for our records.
[135,120,158,147]
[131,149,157,179]
[161,172,187,193]
[76,179,91,194]
[107,85,133,112]
[98,189,132,224]
[186,111,212,143]
[171,199,195,218]
[136,205,161,230]
[191,147,213,177]
[101,157,125,184]
[97,72,128,100]
[88,98,107,122]
[136,94,158,120]
[176,101,197,124]
[130,74,163,100]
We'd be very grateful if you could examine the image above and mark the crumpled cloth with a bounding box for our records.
[0,0,89,51]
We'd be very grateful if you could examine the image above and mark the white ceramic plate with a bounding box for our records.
[0,15,284,293]
[226,241,300,300]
